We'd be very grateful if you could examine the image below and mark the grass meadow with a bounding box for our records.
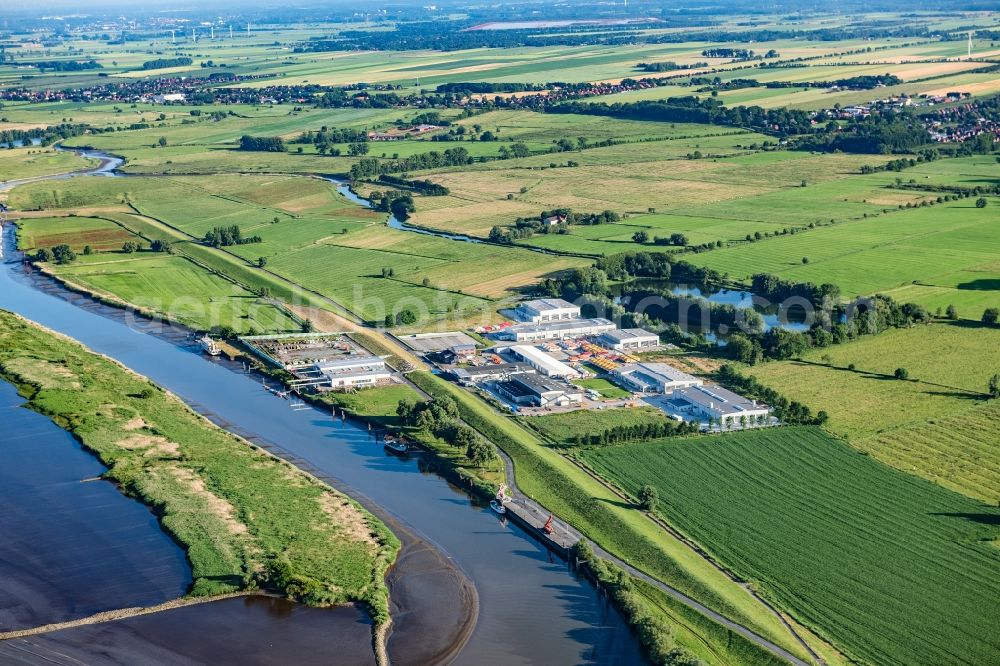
[580,427,1000,666]
[0,147,96,183]
[747,322,1000,504]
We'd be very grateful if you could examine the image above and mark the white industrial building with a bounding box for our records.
[510,345,579,379]
[514,298,580,323]
[316,356,391,389]
[611,362,702,394]
[496,318,616,342]
[669,383,770,428]
[596,328,660,351]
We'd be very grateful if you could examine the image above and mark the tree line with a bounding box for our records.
[141,56,193,70]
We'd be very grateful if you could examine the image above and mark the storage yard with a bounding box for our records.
[241,332,395,391]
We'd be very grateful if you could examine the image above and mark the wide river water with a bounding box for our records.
[0,196,646,663]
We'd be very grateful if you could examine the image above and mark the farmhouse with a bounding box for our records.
[510,345,579,378]
[316,356,391,389]
[542,214,567,226]
[451,363,535,386]
[669,383,770,427]
[596,328,660,351]
[612,362,702,393]
[496,318,616,342]
[495,373,583,408]
[514,298,580,323]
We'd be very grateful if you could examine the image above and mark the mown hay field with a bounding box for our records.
[580,427,1000,666]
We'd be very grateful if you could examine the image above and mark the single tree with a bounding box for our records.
[988,374,1000,399]
[975,197,987,208]
[632,231,649,244]
[894,367,909,380]
[983,308,999,327]
[257,256,268,268]
[158,136,167,147]
[638,484,659,511]
[121,241,140,253]
[945,304,958,320]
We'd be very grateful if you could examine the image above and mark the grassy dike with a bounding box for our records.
[407,371,815,663]
[0,310,399,623]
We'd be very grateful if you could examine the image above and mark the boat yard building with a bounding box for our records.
[596,328,660,351]
[316,356,391,389]
[668,383,771,427]
[611,362,702,394]
[514,298,581,323]
[496,318,616,342]
[510,345,580,379]
[450,363,536,386]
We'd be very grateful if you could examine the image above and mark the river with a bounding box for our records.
[0,160,646,664]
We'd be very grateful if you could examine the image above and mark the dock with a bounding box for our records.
[501,498,578,556]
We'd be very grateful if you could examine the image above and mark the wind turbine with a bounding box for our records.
[967,31,973,59]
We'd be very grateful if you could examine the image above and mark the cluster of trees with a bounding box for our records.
[376,174,449,196]
[33,244,76,264]
[396,397,498,467]
[860,148,939,173]
[565,418,699,447]
[435,82,546,94]
[203,225,262,247]
[238,135,286,152]
[489,208,621,244]
[349,147,472,180]
[701,48,755,59]
[636,61,706,72]
[369,190,415,221]
[141,56,193,70]
[0,122,90,148]
[293,126,368,155]
[632,231,688,247]
[751,273,840,309]
[801,113,931,154]
[29,59,101,71]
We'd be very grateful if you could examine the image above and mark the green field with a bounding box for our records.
[53,253,298,334]
[580,427,1000,666]
[16,215,298,333]
[572,377,632,399]
[748,322,1000,503]
[0,147,96,183]
[526,405,668,442]
[0,310,398,618]
[8,173,585,325]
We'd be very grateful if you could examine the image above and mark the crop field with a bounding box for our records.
[17,215,135,252]
[747,322,1000,503]
[580,427,1000,666]
[0,147,96,183]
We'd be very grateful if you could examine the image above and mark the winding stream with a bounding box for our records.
[0,156,647,664]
